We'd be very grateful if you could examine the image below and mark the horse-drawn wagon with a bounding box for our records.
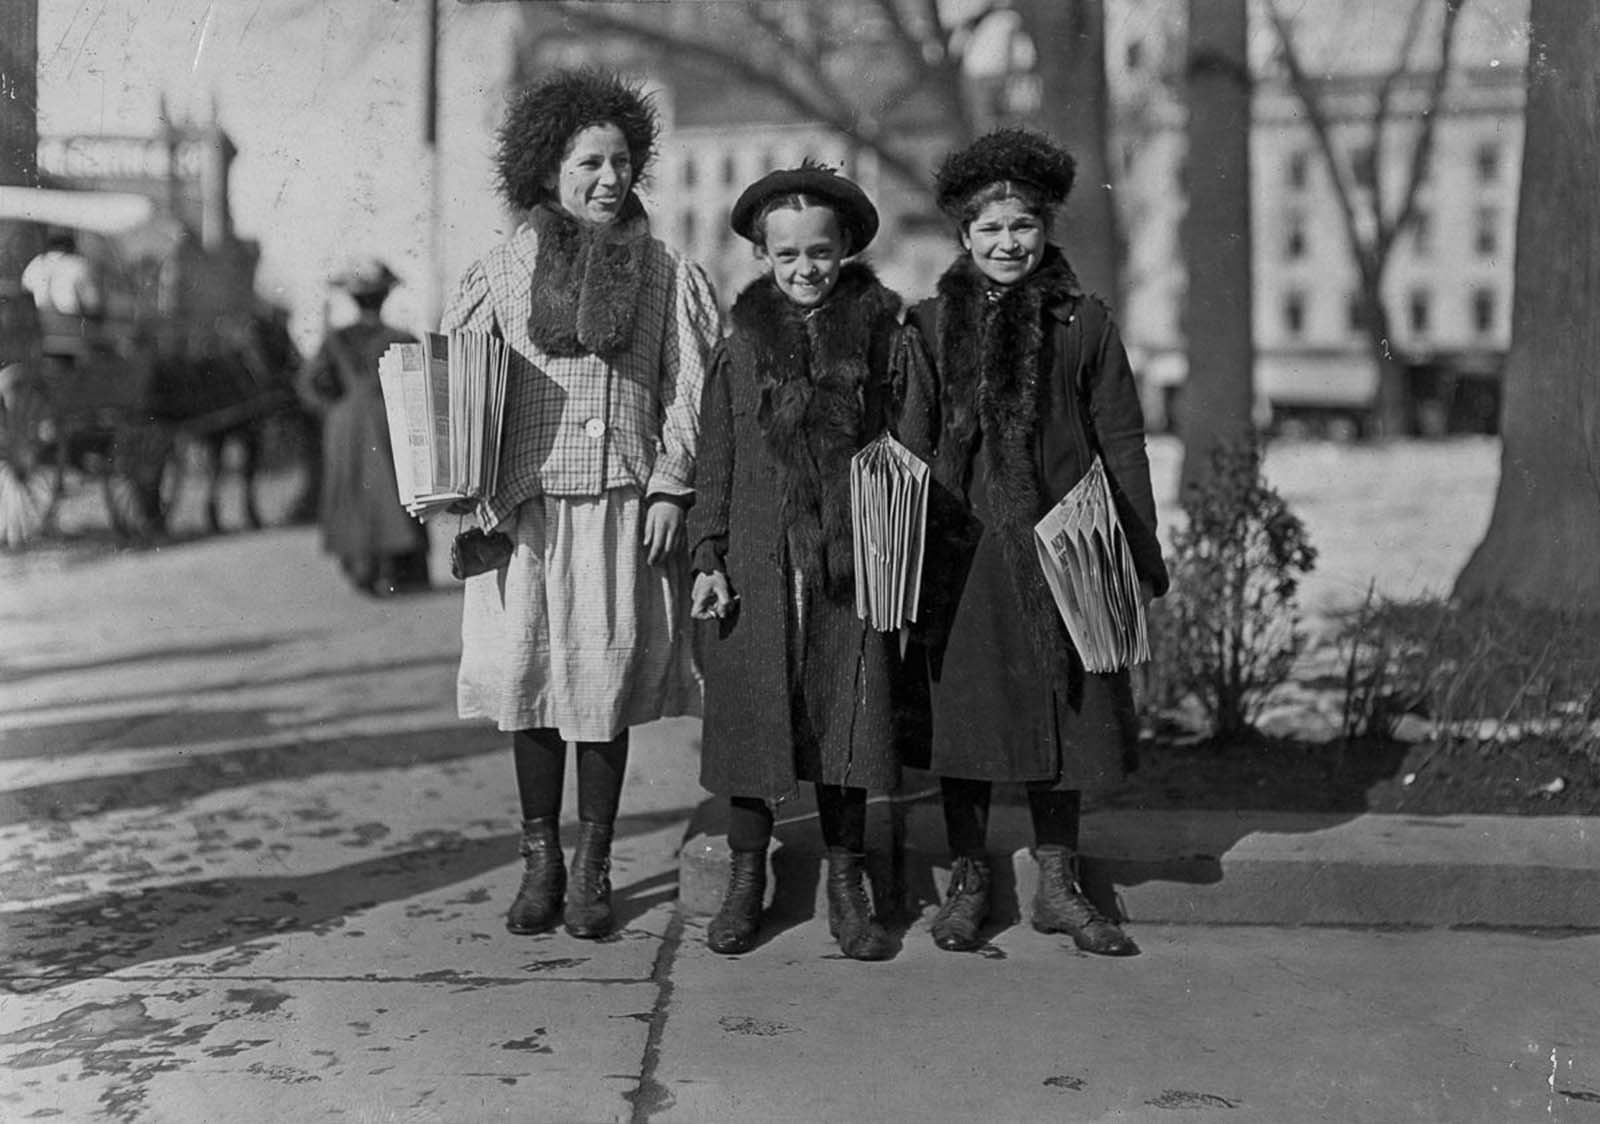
[1,186,303,548]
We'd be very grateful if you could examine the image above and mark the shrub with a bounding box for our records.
[1337,595,1600,763]
[1147,438,1317,739]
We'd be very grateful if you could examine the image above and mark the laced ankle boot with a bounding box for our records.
[930,855,991,952]
[824,848,892,961]
[706,849,767,954]
[563,821,615,939]
[1032,845,1138,956]
[506,817,565,934]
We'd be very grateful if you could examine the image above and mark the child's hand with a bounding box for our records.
[691,571,738,620]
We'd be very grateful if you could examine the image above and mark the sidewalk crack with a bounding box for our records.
[623,909,684,1124]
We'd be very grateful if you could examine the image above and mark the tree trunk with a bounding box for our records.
[1454,0,1600,614]
[1177,0,1254,493]
[1014,0,1120,304]
[0,0,40,286]
[1363,297,1409,440]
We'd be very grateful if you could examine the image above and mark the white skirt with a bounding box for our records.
[457,488,702,740]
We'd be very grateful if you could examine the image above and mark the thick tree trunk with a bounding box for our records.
[1015,0,1120,304]
[1454,0,1600,613]
[0,0,40,285]
[1177,0,1254,493]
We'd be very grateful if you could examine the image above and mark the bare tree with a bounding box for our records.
[1265,0,1467,437]
[1178,0,1253,491]
[1454,0,1600,613]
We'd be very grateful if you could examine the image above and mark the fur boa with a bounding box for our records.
[727,262,902,599]
[526,197,649,358]
[930,246,1085,678]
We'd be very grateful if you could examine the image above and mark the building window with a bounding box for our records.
[682,156,697,189]
[1287,150,1310,190]
[722,153,738,186]
[1475,207,1499,256]
[1350,145,1376,189]
[1283,290,1307,337]
[1471,288,1496,334]
[1347,290,1366,334]
[1125,38,1144,71]
[1408,289,1431,336]
[1475,141,1501,184]
[683,211,697,249]
[1410,208,1432,258]
[1285,212,1307,260]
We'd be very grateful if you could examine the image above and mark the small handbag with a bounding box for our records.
[450,527,514,580]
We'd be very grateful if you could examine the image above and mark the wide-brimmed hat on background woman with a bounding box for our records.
[495,67,660,212]
[933,127,1077,219]
[330,257,401,298]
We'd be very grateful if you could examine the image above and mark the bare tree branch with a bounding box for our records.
[1366,0,1432,230]
[1377,0,1467,260]
[544,2,933,192]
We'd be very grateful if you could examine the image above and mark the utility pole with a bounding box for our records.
[424,0,443,329]
[0,0,41,284]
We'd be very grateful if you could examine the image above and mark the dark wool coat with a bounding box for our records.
[691,264,914,803]
[899,248,1169,793]
[301,320,429,582]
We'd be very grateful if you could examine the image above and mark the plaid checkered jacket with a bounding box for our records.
[441,222,723,528]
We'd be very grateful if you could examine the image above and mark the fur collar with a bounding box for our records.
[526,197,649,358]
[727,262,902,599]
[930,245,1085,678]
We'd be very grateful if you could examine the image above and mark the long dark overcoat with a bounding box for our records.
[690,265,913,803]
[899,248,1169,794]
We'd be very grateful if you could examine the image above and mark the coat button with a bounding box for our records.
[583,417,606,439]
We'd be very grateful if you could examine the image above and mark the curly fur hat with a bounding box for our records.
[496,68,660,211]
[933,127,1077,217]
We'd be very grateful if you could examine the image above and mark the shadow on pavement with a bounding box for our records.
[0,635,291,687]
[0,805,694,992]
[0,722,507,824]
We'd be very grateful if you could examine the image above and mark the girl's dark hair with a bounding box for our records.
[950,180,1056,230]
[495,67,659,211]
[750,193,853,255]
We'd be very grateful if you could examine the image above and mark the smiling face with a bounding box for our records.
[960,195,1047,287]
[757,204,846,308]
[549,122,633,226]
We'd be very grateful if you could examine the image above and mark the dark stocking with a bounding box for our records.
[1027,786,1082,851]
[512,727,566,822]
[727,796,775,853]
[815,784,867,852]
[940,776,992,858]
[576,730,629,826]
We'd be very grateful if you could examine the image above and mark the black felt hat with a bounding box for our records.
[934,127,1076,216]
[730,164,880,252]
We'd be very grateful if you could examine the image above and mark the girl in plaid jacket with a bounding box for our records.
[441,69,722,941]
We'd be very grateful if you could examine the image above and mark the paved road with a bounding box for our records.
[1,526,1596,1123]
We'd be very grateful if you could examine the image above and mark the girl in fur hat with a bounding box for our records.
[689,164,926,960]
[441,69,722,940]
[899,128,1170,956]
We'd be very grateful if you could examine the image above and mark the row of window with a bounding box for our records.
[1281,206,1503,260]
[678,149,849,190]
[1280,287,1499,338]
[1285,139,1504,191]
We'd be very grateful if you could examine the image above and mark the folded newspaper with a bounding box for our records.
[1032,455,1150,673]
[849,433,929,632]
[377,330,509,522]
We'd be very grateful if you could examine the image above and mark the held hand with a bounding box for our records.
[1139,578,1155,607]
[690,571,737,620]
[643,500,684,566]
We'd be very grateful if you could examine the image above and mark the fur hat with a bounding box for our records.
[729,162,880,253]
[331,257,400,298]
[496,68,659,211]
[934,128,1077,217]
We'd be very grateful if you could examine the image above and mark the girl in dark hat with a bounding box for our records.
[899,128,1169,956]
[689,163,925,959]
[442,68,722,940]
[299,257,431,595]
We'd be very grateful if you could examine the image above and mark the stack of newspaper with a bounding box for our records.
[1032,455,1150,672]
[849,433,929,631]
[377,330,509,521]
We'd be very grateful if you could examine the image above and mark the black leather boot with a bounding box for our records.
[824,848,892,961]
[930,855,991,952]
[563,821,615,939]
[707,849,767,954]
[1032,845,1138,956]
[506,817,565,934]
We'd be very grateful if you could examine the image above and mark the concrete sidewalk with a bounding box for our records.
[3,525,1600,1123]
